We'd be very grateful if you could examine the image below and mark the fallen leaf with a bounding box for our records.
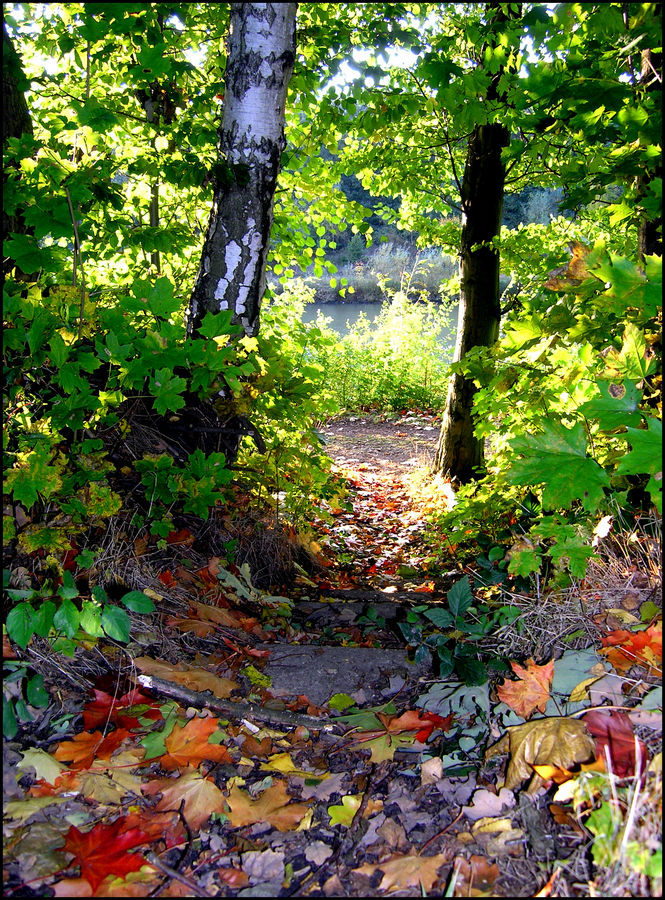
[354,851,447,893]
[62,818,151,893]
[224,779,311,831]
[17,748,66,785]
[143,769,226,830]
[582,709,649,776]
[160,716,232,771]
[54,731,108,770]
[450,854,500,896]
[486,717,597,791]
[462,787,516,821]
[497,658,554,719]
[599,623,662,675]
[133,656,238,698]
[82,689,160,730]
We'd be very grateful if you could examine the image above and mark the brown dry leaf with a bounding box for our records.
[190,599,263,634]
[451,854,500,896]
[163,616,215,637]
[142,769,226,830]
[354,851,447,893]
[486,717,596,791]
[132,656,238,699]
[225,779,311,832]
[161,716,232,771]
[497,658,554,719]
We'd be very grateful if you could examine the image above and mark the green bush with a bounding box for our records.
[312,286,455,412]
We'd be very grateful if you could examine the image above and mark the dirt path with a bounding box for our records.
[317,413,443,589]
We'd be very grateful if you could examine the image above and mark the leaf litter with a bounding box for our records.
[3,413,662,896]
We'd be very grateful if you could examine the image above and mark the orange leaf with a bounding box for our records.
[354,850,448,893]
[54,731,107,770]
[63,818,150,893]
[600,623,662,675]
[377,709,451,742]
[160,717,232,771]
[143,770,226,830]
[224,779,311,831]
[497,658,554,718]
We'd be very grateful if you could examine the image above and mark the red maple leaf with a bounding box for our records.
[82,689,161,730]
[582,710,649,777]
[63,818,150,893]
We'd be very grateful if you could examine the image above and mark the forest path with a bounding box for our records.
[317,412,444,589]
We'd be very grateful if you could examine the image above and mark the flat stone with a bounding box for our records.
[257,644,431,707]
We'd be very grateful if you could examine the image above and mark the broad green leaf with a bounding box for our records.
[79,600,104,637]
[616,418,662,480]
[53,598,80,638]
[423,607,455,628]
[508,422,610,512]
[446,576,473,619]
[604,323,656,382]
[149,368,187,416]
[6,603,37,649]
[578,380,643,431]
[121,590,156,613]
[26,674,49,707]
[101,605,131,643]
[507,548,541,577]
[33,600,56,637]
[4,444,63,508]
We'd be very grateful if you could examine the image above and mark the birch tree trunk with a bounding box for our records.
[188,2,297,337]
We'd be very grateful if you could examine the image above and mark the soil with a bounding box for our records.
[320,412,440,476]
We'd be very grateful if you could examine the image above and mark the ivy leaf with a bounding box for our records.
[578,380,643,431]
[198,310,239,339]
[507,422,610,512]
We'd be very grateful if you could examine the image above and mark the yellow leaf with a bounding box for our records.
[472,817,514,834]
[569,675,604,702]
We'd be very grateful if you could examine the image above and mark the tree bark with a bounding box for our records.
[3,21,34,267]
[433,122,508,482]
[637,46,662,261]
[433,3,519,483]
[188,2,297,337]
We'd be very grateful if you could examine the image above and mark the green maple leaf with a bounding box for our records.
[507,421,609,513]
[616,418,662,479]
[4,444,63,508]
[578,380,643,431]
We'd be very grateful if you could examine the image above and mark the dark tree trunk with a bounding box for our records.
[637,46,662,261]
[188,2,297,337]
[433,2,519,484]
[433,122,508,482]
[3,21,34,269]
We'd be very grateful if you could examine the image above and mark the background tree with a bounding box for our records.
[433,2,520,483]
[2,20,34,273]
[188,2,297,337]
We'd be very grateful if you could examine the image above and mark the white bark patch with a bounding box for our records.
[214,241,243,301]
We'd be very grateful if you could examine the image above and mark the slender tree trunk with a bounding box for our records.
[637,46,662,261]
[188,2,297,337]
[3,21,34,272]
[433,122,507,482]
[433,2,519,483]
